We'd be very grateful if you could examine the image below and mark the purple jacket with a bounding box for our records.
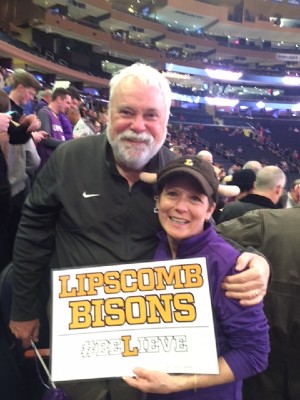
[149,223,269,400]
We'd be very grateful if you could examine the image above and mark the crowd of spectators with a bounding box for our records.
[164,120,300,182]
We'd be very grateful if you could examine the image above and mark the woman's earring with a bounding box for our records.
[154,195,159,213]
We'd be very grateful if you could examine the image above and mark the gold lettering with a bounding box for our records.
[182,264,203,288]
[91,299,105,327]
[59,275,76,298]
[76,273,88,296]
[125,296,147,324]
[69,300,92,329]
[104,271,121,294]
[146,294,173,323]
[86,273,104,295]
[120,269,137,292]
[121,335,139,357]
[154,266,184,290]
[137,268,155,291]
[104,297,125,326]
[173,293,196,322]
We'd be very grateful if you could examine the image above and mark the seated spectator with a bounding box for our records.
[57,87,81,141]
[35,88,52,112]
[197,149,213,164]
[286,179,300,208]
[67,107,94,138]
[224,168,256,200]
[98,111,108,133]
[277,189,288,209]
[36,87,72,169]
[171,145,185,156]
[218,166,286,223]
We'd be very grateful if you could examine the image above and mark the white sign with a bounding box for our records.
[276,53,300,62]
[50,258,219,382]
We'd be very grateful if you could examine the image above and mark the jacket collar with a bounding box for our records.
[239,193,277,208]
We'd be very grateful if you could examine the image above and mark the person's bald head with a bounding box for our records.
[197,150,213,164]
[243,160,262,174]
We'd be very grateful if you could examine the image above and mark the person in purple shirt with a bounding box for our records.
[36,87,72,168]
[58,86,82,141]
[124,155,270,400]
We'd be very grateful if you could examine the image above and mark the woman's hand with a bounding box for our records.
[123,367,185,394]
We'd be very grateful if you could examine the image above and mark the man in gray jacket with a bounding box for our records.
[217,207,300,400]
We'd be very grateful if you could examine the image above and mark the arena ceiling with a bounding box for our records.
[7,0,300,89]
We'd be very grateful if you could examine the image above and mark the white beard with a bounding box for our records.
[107,128,165,170]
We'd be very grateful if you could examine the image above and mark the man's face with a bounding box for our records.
[57,94,72,114]
[19,85,36,106]
[107,77,168,170]
[67,107,80,125]
[44,94,52,104]
[0,73,4,89]
[71,98,80,108]
[291,184,300,203]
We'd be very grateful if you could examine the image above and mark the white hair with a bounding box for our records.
[108,63,172,121]
[243,160,262,174]
[255,166,286,190]
[197,150,213,164]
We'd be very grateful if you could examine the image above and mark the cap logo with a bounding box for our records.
[184,159,194,167]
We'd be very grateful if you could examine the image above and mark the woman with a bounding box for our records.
[124,155,269,400]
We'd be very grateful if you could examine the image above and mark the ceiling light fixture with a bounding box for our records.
[282,76,300,85]
[256,101,265,109]
[205,69,243,81]
[205,97,239,107]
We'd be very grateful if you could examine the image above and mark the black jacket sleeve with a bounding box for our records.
[8,122,31,144]
[11,152,60,321]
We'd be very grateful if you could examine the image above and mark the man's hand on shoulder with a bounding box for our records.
[222,252,269,306]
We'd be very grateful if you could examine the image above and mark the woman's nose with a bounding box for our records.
[174,197,188,211]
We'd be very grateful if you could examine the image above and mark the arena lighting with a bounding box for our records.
[171,92,203,103]
[205,69,243,81]
[163,71,191,80]
[291,103,300,112]
[282,76,300,85]
[205,97,239,107]
[256,101,266,109]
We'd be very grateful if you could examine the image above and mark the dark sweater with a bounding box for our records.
[217,193,277,224]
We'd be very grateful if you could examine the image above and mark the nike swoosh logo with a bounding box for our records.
[82,191,101,198]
